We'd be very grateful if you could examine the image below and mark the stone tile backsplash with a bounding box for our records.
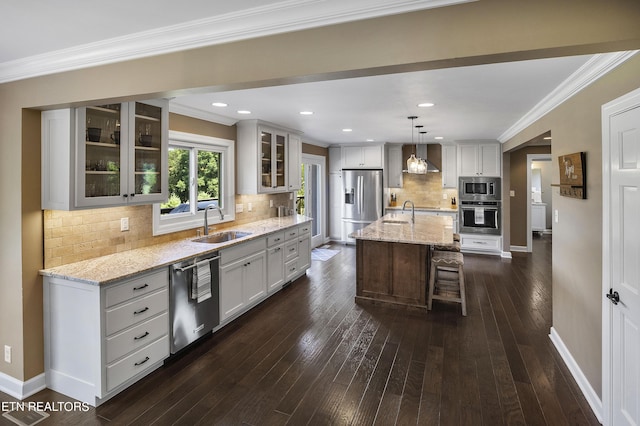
[388,172,458,209]
[44,192,294,268]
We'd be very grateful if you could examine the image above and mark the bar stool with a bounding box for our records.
[453,233,460,242]
[428,250,466,316]
[433,241,461,252]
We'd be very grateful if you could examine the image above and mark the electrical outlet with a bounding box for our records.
[4,345,11,363]
[236,203,243,213]
[510,190,515,197]
[289,193,293,200]
[120,217,129,231]
[269,199,274,208]
[248,202,252,212]
[442,193,448,200]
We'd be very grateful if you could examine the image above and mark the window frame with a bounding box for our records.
[152,130,235,236]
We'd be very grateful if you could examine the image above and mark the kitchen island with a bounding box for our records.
[349,213,454,310]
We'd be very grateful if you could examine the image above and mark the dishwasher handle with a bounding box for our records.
[174,256,219,272]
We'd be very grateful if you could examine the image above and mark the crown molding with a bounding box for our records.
[169,102,239,126]
[498,50,639,143]
[0,0,474,84]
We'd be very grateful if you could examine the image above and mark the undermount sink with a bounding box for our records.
[192,231,252,244]
[381,219,410,225]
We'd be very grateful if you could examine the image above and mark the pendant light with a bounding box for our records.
[406,116,419,173]
[415,127,427,174]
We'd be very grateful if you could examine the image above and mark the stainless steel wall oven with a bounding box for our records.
[459,176,502,235]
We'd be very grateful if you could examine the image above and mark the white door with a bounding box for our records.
[603,92,640,426]
[299,154,327,248]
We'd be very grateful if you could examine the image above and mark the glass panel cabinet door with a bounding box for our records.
[260,129,273,190]
[275,133,286,188]
[79,104,126,205]
[132,102,163,198]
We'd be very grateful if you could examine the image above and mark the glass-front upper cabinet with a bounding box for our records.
[259,126,288,192]
[75,100,167,207]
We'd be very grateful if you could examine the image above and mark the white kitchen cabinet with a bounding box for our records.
[236,120,302,194]
[219,237,267,322]
[412,209,459,233]
[43,268,170,406]
[386,144,403,188]
[441,144,457,188]
[460,233,502,254]
[342,145,384,169]
[457,142,501,177]
[297,225,312,272]
[267,232,285,294]
[531,203,547,232]
[41,100,168,210]
[329,172,343,241]
[329,146,342,173]
[288,133,302,191]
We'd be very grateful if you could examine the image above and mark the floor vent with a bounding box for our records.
[2,409,49,426]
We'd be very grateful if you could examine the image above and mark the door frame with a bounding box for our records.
[301,153,327,248]
[601,86,640,426]
[526,153,552,252]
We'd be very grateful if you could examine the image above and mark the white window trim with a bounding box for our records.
[152,130,235,236]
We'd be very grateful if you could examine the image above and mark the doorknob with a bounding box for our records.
[606,288,620,305]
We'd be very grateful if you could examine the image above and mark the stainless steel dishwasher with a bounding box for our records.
[169,251,220,354]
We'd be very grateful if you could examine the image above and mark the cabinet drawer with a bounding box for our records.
[460,235,501,251]
[105,312,169,364]
[105,289,168,336]
[284,227,299,241]
[104,269,168,308]
[298,223,311,235]
[267,231,285,247]
[220,238,266,266]
[284,240,298,261]
[106,335,169,392]
[285,258,298,281]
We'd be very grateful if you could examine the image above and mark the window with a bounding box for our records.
[153,131,235,235]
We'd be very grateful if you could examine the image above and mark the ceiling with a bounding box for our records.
[2,1,616,146]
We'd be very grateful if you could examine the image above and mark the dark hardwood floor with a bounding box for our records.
[1,234,601,425]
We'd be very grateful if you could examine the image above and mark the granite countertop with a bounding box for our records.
[349,213,454,246]
[385,205,458,213]
[40,215,312,286]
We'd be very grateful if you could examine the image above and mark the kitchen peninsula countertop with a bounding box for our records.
[349,213,454,246]
[40,215,312,286]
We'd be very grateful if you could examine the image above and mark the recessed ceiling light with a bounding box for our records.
[543,136,552,140]
[342,128,353,132]
[237,110,251,114]
[417,102,435,108]
[300,111,313,115]
[366,139,374,142]
[434,136,444,140]
[211,102,227,107]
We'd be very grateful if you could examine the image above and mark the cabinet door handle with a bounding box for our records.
[134,331,150,341]
[123,194,128,198]
[130,193,135,197]
[134,356,150,366]
[274,238,281,242]
[133,284,149,291]
[274,247,281,252]
[133,307,149,315]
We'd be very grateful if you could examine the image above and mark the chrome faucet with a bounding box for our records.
[204,204,224,235]
[402,200,415,224]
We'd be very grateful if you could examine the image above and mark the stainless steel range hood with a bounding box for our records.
[415,144,440,173]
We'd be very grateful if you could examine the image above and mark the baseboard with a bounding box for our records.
[510,245,528,252]
[0,371,46,400]
[549,327,603,423]
[501,251,512,259]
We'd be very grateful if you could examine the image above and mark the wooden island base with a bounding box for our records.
[355,239,429,311]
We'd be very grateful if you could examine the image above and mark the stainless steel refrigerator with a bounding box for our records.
[342,169,383,243]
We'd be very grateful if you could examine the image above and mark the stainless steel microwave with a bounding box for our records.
[459,176,501,201]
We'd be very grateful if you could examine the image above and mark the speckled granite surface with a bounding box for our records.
[385,206,458,213]
[349,213,453,246]
[40,215,312,285]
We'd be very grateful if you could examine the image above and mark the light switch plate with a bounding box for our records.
[236,203,243,213]
[443,193,448,200]
[248,202,252,212]
[4,345,11,363]
[120,217,129,231]
[555,209,559,223]
[510,190,515,197]
[269,199,274,208]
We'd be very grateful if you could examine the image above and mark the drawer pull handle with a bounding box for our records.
[133,307,149,315]
[134,331,150,341]
[289,267,296,272]
[274,238,281,242]
[134,356,150,367]
[274,248,281,252]
[133,284,149,291]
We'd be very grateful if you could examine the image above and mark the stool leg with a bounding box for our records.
[459,264,467,316]
[428,262,436,310]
